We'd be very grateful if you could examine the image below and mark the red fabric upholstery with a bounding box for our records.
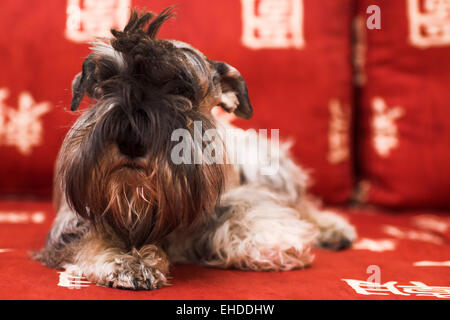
[1,0,449,301]
[0,0,355,204]
[0,201,449,299]
[355,0,450,209]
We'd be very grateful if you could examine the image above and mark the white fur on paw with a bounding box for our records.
[206,198,319,271]
[75,245,170,290]
[243,242,316,272]
[314,211,357,250]
[104,246,169,290]
[63,263,84,277]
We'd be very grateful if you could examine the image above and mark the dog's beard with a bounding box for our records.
[61,151,224,248]
[101,164,156,246]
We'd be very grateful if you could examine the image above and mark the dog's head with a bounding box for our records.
[57,8,252,248]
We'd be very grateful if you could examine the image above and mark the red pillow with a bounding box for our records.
[0,0,355,205]
[0,0,83,196]
[355,0,450,209]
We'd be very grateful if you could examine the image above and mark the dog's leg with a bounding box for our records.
[32,202,89,269]
[298,202,357,250]
[33,203,169,290]
[309,210,357,251]
[63,231,170,290]
[231,132,357,252]
[165,186,318,271]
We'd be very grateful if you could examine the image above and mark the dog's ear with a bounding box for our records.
[71,54,97,111]
[211,61,253,120]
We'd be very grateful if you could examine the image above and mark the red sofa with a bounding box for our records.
[0,0,449,300]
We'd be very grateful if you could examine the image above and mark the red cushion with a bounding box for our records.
[0,0,355,205]
[355,0,450,209]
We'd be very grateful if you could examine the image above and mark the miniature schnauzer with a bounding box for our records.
[34,8,356,290]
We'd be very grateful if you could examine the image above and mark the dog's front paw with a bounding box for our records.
[313,211,357,251]
[100,245,170,290]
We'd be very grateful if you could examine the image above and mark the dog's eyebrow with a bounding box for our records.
[177,47,216,102]
[169,39,191,49]
[89,41,126,71]
[180,48,208,72]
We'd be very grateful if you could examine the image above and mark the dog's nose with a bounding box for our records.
[118,140,147,159]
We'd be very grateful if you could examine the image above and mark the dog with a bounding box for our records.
[33,8,356,290]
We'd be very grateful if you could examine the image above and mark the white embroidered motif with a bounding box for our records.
[371,97,404,158]
[328,99,350,164]
[382,225,444,245]
[412,215,450,234]
[0,249,13,253]
[414,261,450,267]
[342,279,409,296]
[241,0,304,49]
[0,88,51,155]
[58,271,90,289]
[66,0,130,43]
[343,279,450,298]
[399,282,450,298]
[0,211,46,224]
[353,238,397,252]
[407,0,450,48]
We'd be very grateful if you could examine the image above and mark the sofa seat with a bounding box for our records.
[0,200,448,300]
